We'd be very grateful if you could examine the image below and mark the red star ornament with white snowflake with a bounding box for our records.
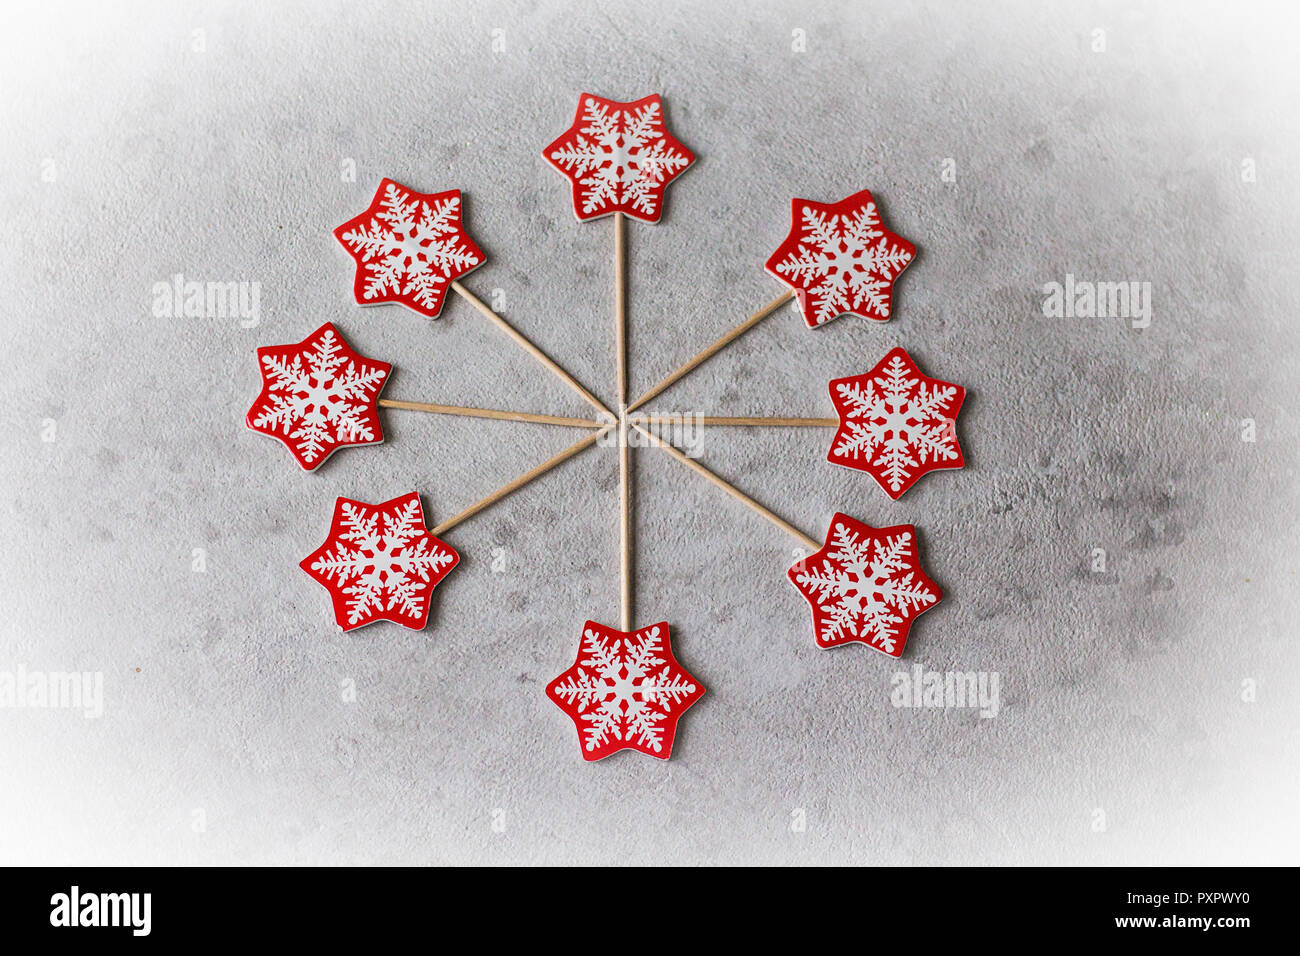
[765,189,916,328]
[543,93,695,223]
[246,322,391,470]
[301,492,459,632]
[547,620,705,761]
[789,513,942,656]
[828,347,966,499]
[334,179,485,318]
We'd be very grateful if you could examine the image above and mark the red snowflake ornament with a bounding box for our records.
[547,621,705,761]
[334,179,484,318]
[246,322,391,470]
[301,492,459,632]
[543,93,695,223]
[765,189,916,328]
[789,513,942,656]
[828,347,966,499]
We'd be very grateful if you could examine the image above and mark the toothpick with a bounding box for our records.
[632,415,838,427]
[432,428,609,537]
[614,212,628,409]
[614,212,632,632]
[625,290,795,413]
[619,433,632,631]
[632,423,820,552]
[380,399,605,428]
[451,280,610,416]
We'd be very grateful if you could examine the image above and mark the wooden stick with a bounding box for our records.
[614,212,632,632]
[625,289,795,413]
[632,415,838,427]
[451,280,610,416]
[619,431,632,632]
[632,424,820,552]
[379,399,606,428]
[614,212,627,410]
[432,428,609,537]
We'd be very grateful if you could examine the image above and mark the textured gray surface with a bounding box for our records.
[1,0,1298,865]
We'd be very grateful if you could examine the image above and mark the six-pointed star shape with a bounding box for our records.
[245,322,391,470]
[543,93,695,223]
[788,513,942,656]
[547,620,705,761]
[765,188,916,328]
[334,178,485,318]
[301,492,460,631]
[827,346,966,499]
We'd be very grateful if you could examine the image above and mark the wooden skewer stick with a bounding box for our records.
[614,212,632,632]
[625,289,795,414]
[619,431,632,632]
[432,428,610,537]
[614,212,628,410]
[379,399,606,429]
[632,424,820,552]
[631,415,838,427]
[451,280,611,416]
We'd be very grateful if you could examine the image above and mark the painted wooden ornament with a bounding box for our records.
[246,322,391,470]
[543,93,695,223]
[765,188,916,328]
[788,512,942,656]
[334,179,484,317]
[547,620,705,760]
[301,492,459,631]
[827,346,966,499]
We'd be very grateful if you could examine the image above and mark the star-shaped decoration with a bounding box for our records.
[765,188,916,328]
[334,178,485,317]
[246,322,391,470]
[789,513,942,656]
[827,347,966,499]
[547,620,705,761]
[301,492,459,632]
[543,93,695,223]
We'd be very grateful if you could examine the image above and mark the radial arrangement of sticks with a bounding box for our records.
[377,214,836,627]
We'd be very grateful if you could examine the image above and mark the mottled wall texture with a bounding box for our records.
[2,0,1296,864]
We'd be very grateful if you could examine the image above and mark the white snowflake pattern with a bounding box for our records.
[791,517,938,654]
[771,196,914,326]
[546,95,693,219]
[338,181,481,314]
[830,350,962,497]
[308,495,457,628]
[550,625,698,755]
[250,324,389,467]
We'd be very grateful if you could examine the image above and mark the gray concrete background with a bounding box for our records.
[1,0,1297,865]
